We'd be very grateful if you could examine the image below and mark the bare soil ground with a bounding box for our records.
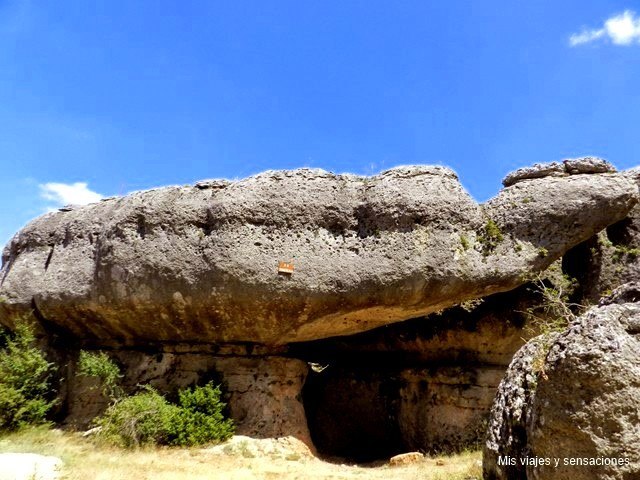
[0,427,482,480]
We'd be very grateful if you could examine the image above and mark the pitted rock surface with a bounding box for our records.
[502,156,615,187]
[484,282,640,480]
[563,156,616,175]
[0,165,637,345]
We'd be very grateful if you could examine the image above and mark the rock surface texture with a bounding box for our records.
[0,164,637,345]
[0,453,63,480]
[501,157,616,187]
[484,282,640,480]
[1,160,638,459]
[563,167,640,304]
[64,350,312,446]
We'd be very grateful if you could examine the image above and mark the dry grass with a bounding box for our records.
[0,427,482,480]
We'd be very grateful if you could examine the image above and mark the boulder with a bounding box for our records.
[0,163,636,346]
[563,156,616,175]
[0,453,63,480]
[205,435,314,460]
[484,282,640,480]
[502,157,615,187]
[1,161,638,456]
[389,452,424,466]
[502,162,566,187]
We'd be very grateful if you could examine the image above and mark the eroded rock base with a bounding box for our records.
[63,352,312,448]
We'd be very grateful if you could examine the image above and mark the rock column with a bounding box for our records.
[214,357,314,449]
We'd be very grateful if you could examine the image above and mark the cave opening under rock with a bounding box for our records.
[292,288,534,462]
[302,364,405,462]
[298,355,504,463]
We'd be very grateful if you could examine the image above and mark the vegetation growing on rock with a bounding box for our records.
[77,352,235,447]
[477,218,503,254]
[77,350,123,400]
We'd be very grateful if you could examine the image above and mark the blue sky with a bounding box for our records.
[1,1,640,250]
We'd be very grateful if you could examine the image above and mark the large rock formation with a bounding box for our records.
[563,168,640,304]
[0,164,636,346]
[484,282,640,480]
[0,160,638,453]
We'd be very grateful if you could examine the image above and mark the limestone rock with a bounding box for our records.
[205,435,314,460]
[502,156,615,187]
[0,453,63,480]
[484,282,640,480]
[389,452,424,466]
[563,156,615,175]
[213,357,313,449]
[502,162,566,187]
[64,375,111,430]
[0,165,636,345]
[194,179,231,190]
[562,167,640,304]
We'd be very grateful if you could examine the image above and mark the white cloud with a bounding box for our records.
[570,10,640,46]
[569,28,606,46]
[39,182,103,208]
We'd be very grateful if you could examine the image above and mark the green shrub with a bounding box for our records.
[77,350,123,400]
[96,386,180,447]
[477,218,504,254]
[459,234,470,250]
[612,245,640,263]
[484,218,503,242]
[169,383,235,446]
[0,320,55,431]
[96,383,234,448]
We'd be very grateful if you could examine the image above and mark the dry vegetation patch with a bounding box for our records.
[0,428,481,480]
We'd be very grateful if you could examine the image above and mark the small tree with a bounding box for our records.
[77,350,124,401]
[0,320,55,431]
[521,267,587,380]
[522,270,584,338]
[169,383,235,446]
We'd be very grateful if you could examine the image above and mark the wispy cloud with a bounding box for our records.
[40,182,103,208]
[570,10,640,46]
